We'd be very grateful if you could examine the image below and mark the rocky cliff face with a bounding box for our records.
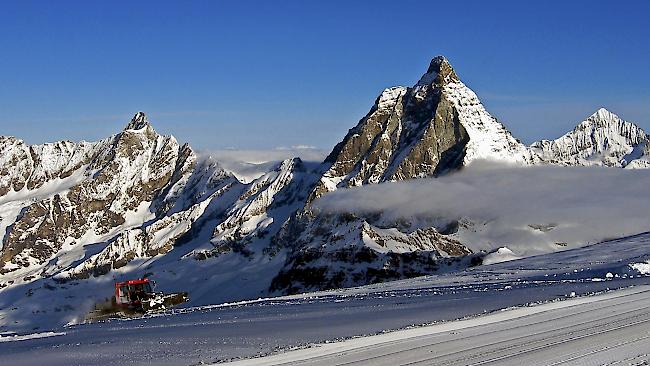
[66,156,241,278]
[270,213,476,294]
[312,56,530,201]
[530,108,649,167]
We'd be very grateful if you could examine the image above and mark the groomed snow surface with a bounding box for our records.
[1,232,650,366]
[230,286,650,366]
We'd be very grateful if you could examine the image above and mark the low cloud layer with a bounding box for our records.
[200,147,327,183]
[314,161,650,255]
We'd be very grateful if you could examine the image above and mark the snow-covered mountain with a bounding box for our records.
[0,113,197,276]
[530,107,650,168]
[1,56,649,332]
[312,56,531,200]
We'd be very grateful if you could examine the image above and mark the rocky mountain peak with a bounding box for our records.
[310,54,530,201]
[417,55,459,86]
[125,111,151,131]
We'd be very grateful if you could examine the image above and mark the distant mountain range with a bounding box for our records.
[1,56,648,332]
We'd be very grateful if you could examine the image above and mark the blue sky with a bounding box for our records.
[0,0,648,150]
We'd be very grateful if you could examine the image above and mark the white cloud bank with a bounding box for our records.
[314,161,650,256]
[200,147,327,183]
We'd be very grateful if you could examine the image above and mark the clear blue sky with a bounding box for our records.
[1,0,648,150]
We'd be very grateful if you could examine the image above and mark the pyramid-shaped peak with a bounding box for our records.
[417,55,459,86]
[572,108,647,141]
[426,55,452,73]
[125,111,151,131]
[589,107,619,121]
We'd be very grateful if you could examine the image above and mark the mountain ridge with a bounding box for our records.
[0,56,648,331]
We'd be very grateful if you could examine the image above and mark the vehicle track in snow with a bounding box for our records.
[285,289,650,366]
[230,286,650,366]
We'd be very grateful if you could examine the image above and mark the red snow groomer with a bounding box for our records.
[113,278,188,313]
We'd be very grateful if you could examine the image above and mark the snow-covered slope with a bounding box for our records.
[530,108,650,167]
[65,157,241,279]
[200,157,320,259]
[1,231,649,366]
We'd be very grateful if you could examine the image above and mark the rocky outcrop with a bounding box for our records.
[269,206,476,294]
[270,214,477,294]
